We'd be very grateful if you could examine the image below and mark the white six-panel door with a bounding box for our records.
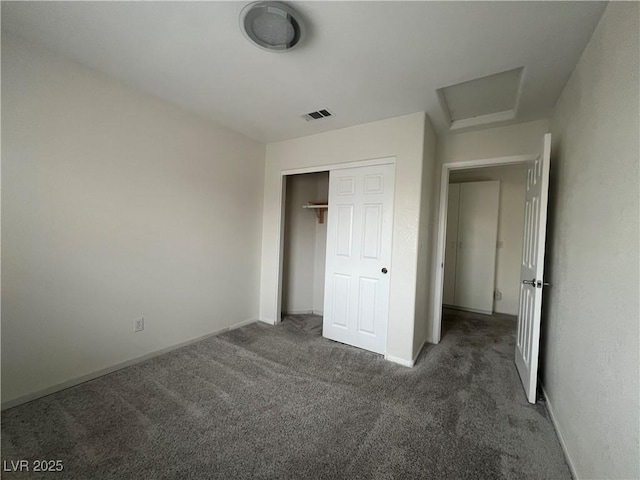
[515,133,551,404]
[322,163,395,354]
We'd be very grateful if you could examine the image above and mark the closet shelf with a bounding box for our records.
[302,202,328,224]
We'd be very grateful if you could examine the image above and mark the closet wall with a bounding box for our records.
[282,172,329,315]
[448,165,527,315]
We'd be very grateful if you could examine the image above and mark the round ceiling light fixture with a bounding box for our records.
[240,2,305,52]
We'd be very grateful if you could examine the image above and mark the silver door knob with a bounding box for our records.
[381,268,388,274]
[522,279,536,286]
[536,280,551,288]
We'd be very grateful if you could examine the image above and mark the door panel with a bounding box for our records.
[323,163,395,354]
[515,133,551,404]
[357,277,378,335]
[335,206,354,257]
[331,274,350,328]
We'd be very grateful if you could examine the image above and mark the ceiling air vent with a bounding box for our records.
[302,109,333,121]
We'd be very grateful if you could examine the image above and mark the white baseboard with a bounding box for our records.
[384,353,414,367]
[312,310,323,316]
[282,310,315,315]
[541,383,578,480]
[444,305,493,316]
[413,339,428,363]
[385,340,429,368]
[1,318,258,411]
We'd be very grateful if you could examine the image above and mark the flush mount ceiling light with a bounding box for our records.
[240,2,305,52]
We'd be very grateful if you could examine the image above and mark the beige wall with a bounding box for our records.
[282,172,328,314]
[543,3,639,478]
[449,165,527,315]
[414,117,438,352]
[260,112,432,364]
[438,119,550,165]
[1,35,266,405]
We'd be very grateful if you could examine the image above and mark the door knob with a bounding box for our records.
[536,280,551,288]
[522,279,536,286]
[381,268,388,274]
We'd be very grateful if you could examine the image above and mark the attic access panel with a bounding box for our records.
[437,67,524,130]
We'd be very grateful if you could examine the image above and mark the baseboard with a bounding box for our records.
[541,383,578,480]
[385,339,430,368]
[443,305,493,316]
[281,310,323,317]
[384,353,415,367]
[1,318,258,411]
[413,339,428,363]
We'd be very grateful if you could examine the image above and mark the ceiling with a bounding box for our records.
[2,1,607,143]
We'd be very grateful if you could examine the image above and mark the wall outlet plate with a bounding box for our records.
[134,317,144,333]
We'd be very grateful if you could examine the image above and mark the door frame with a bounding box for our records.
[432,154,537,343]
[274,156,397,325]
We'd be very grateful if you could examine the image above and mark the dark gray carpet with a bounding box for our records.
[1,310,571,479]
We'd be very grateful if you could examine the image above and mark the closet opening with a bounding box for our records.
[435,159,534,341]
[280,171,330,330]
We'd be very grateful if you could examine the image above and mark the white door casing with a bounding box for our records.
[515,133,551,404]
[323,163,395,354]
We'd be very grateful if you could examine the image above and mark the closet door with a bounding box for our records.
[443,184,460,305]
[454,181,500,314]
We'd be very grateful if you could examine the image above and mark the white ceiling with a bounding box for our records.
[2,1,607,143]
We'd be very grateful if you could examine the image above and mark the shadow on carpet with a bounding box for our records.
[1,312,570,479]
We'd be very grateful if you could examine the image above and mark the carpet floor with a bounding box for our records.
[1,310,571,479]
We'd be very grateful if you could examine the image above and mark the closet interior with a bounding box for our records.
[282,171,329,316]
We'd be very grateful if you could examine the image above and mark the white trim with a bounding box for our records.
[385,340,427,367]
[432,154,537,343]
[450,110,516,131]
[281,156,396,177]
[384,353,414,367]
[444,305,493,316]
[541,384,578,480]
[413,339,428,363]
[281,310,324,317]
[274,176,287,324]
[1,318,258,411]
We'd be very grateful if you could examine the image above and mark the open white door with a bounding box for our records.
[515,133,551,404]
[323,163,395,354]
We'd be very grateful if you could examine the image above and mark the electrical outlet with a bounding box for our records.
[134,317,144,333]
[494,290,502,301]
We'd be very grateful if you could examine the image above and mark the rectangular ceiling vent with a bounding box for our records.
[302,109,333,121]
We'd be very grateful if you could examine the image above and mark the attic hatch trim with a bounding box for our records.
[437,67,525,131]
